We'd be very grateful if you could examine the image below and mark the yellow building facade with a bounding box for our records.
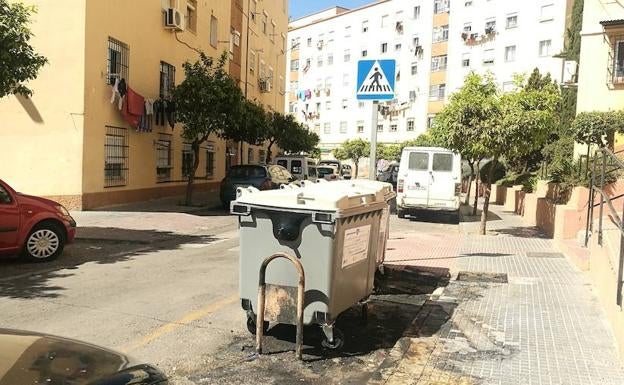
[0,0,287,210]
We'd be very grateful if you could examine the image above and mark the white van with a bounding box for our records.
[275,156,318,181]
[396,147,461,218]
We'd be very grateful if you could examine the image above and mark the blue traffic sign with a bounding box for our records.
[356,59,396,100]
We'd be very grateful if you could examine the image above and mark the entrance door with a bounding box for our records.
[404,151,430,205]
[428,152,457,208]
[0,184,19,251]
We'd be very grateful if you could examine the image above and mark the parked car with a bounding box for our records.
[0,179,76,262]
[220,165,294,208]
[0,328,168,385]
[317,165,341,181]
[318,159,341,172]
[275,155,318,181]
[340,164,353,180]
[396,147,461,219]
[378,162,399,185]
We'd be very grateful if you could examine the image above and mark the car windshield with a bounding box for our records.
[227,166,267,178]
[319,161,339,168]
[317,167,334,176]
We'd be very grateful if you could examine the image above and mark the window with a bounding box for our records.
[210,15,218,48]
[342,73,349,86]
[362,49,368,57]
[248,148,254,163]
[358,101,365,108]
[159,61,176,99]
[432,25,449,43]
[431,55,448,71]
[107,37,128,85]
[505,45,516,62]
[485,19,496,33]
[249,51,256,75]
[390,124,397,132]
[539,40,552,56]
[262,12,268,34]
[381,15,389,28]
[429,84,445,100]
[502,81,516,92]
[0,185,10,204]
[317,56,323,67]
[290,37,300,50]
[182,143,195,178]
[345,25,352,38]
[344,49,351,62]
[362,20,369,33]
[381,43,388,53]
[327,53,334,65]
[462,53,470,67]
[259,60,266,79]
[540,4,554,22]
[291,160,302,174]
[324,122,331,134]
[290,59,299,71]
[251,0,257,23]
[186,0,197,33]
[465,0,473,6]
[105,126,129,187]
[411,62,418,75]
[307,37,312,47]
[279,75,284,94]
[463,23,472,32]
[325,77,332,89]
[413,6,420,19]
[289,80,298,92]
[340,121,347,134]
[427,114,436,128]
[341,98,348,108]
[407,118,415,131]
[614,40,624,83]
[326,100,332,110]
[156,133,172,183]
[483,49,495,64]
[432,153,453,172]
[395,43,402,51]
[434,0,449,14]
[409,90,416,101]
[506,14,518,29]
[377,124,383,132]
[408,152,429,171]
[357,121,364,133]
[230,29,241,54]
[313,123,321,134]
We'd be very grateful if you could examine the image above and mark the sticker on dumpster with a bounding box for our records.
[380,208,389,234]
[341,225,371,268]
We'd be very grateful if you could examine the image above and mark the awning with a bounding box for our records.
[600,19,624,28]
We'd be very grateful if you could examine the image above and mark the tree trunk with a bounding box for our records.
[240,141,244,165]
[472,160,480,216]
[185,141,201,206]
[266,139,276,164]
[464,161,475,205]
[354,159,359,179]
[479,158,497,235]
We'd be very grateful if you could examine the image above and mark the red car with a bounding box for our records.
[0,179,76,262]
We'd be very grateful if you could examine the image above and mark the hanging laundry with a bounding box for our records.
[110,78,127,110]
[166,100,176,129]
[121,86,145,129]
[304,89,312,100]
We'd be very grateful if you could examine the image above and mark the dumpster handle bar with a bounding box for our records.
[256,252,305,360]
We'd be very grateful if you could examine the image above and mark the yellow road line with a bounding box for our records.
[120,294,238,353]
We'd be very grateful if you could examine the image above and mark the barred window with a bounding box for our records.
[156,133,173,182]
[182,143,195,178]
[205,142,216,178]
[104,126,129,187]
[107,37,129,85]
[160,61,175,99]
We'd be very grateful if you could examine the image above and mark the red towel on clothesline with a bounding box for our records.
[122,86,144,129]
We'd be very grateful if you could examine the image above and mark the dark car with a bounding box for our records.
[341,164,353,180]
[0,329,168,385]
[220,165,294,207]
[0,179,76,262]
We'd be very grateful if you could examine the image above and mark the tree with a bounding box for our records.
[0,0,48,98]
[572,111,624,150]
[333,139,370,178]
[434,72,496,215]
[266,113,319,162]
[221,99,269,157]
[173,52,243,205]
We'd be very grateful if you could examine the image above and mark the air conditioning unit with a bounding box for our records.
[259,79,272,93]
[164,8,185,31]
[563,60,578,84]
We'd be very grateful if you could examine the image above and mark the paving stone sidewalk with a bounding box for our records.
[382,205,624,385]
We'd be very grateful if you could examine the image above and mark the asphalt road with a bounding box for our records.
[0,210,459,384]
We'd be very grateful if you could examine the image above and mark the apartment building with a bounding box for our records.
[285,0,572,155]
[0,0,287,209]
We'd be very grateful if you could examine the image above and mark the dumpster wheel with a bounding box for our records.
[246,315,269,335]
[321,327,344,350]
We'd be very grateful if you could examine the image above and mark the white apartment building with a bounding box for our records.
[285,0,573,156]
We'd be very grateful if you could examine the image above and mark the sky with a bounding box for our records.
[289,0,373,20]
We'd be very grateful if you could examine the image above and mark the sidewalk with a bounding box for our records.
[381,204,624,385]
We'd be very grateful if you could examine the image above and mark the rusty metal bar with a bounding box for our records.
[256,252,305,360]
[585,165,594,248]
[599,151,607,245]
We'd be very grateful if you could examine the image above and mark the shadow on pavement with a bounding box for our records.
[0,228,219,299]
[459,206,502,223]
[490,226,549,239]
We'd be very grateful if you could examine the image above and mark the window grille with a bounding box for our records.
[608,36,624,85]
[182,143,195,178]
[160,61,176,99]
[107,37,129,85]
[156,133,173,182]
[104,126,129,187]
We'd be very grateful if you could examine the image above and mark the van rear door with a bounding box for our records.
[403,151,430,205]
[427,152,458,209]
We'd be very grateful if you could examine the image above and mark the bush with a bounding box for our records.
[479,161,506,184]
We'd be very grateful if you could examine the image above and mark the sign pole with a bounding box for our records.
[369,101,378,181]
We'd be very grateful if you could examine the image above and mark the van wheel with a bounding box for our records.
[397,208,406,219]
[22,222,65,262]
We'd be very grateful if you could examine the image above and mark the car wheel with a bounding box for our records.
[397,208,406,219]
[22,222,65,262]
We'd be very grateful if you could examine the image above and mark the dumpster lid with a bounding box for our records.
[234,180,393,212]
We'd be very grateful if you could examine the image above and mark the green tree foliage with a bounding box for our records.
[572,111,624,149]
[0,0,48,97]
[173,52,243,205]
[559,0,584,61]
[265,113,319,162]
[333,139,370,178]
[221,99,269,150]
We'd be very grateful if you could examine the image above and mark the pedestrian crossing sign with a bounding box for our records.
[356,59,396,100]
